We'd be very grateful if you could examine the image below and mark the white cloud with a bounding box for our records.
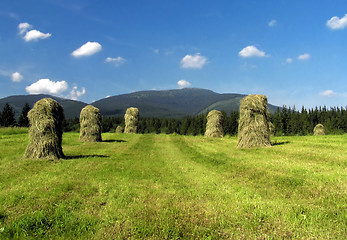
[71,42,102,58]
[239,45,267,58]
[25,79,68,95]
[177,80,191,89]
[320,90,337,97]
[268,19,277,27]
[18,22,32,35]
[18,22,51,42]
[23,29,51,42]
[180,53,208,69]
[298,53,310,60]
[68,86,86,100]
[105,57,126,67]
[326,14,347,30]
[11,72,23,82]
[286,58,293,63]
[153,49,159,54]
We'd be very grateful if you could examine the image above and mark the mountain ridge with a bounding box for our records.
[0,88,279,119]
[0,94,88,119]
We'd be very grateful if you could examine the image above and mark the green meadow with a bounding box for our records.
[0,128,346,239]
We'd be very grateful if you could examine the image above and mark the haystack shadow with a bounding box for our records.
[271,141,290,146]
[102,139,127,143]
[64,155,109,160]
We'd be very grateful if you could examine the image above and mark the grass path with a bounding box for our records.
[0,130,346,239]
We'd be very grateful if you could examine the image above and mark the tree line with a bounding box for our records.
[1,103,346,135]
[0,103,30,127]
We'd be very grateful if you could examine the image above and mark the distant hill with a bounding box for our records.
[0,94,87,119]
[92,88,279,118]
[0,89,280,119]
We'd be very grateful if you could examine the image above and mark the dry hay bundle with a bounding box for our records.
[237,94,271,148]
[25,98,65,159]
[314,123,325,136]
[268,121,275,136]
[115,125,124,133]
[204,110,224,138]
[124,107,139,134]
[79,105,102,142]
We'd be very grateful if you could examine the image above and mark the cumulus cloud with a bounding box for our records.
[320,90,337,97]
[239,45,267,58]
[326,14,347,30]
[105,57,126,67]
[268,19,277,27]
[18,22,51,42]
[18,22,32,35]
[177,79,191,89]
[25,79,86,100]
[180,53,208,69]
[71,42,102,58]
[298,53,310,60]
[25,79,68,95]
[11,72,23,82]
[68,86,86,100]
[23,30,51,42]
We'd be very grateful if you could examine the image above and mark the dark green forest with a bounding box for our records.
[1,103,346,136]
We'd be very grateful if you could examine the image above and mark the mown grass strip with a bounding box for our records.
[0,131,346,239]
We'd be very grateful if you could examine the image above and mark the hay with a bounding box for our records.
[204,110,224,138]
[79,105,102,142]
[115,125,124,133]
[237,94,271,148]
[314,123,325,136]
[25,98,65,159]
[124,107,139,134]
[268,121,275,136]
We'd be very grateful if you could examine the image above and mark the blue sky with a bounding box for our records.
[0,0,346,109]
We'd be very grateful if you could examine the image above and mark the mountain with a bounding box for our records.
[92,88,279,118]
[0,89,280,119]
[0,94,87,119]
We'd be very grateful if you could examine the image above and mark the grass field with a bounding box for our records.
[0,128,346,239]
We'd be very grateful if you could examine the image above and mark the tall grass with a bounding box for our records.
[0,129,346,239]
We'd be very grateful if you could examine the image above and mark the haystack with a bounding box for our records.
[124,107,139,134]
[237,94,271,148]
[25,98,65,159]
[268,121,275,136]
[115,125,124,133]
[314,123,325,136]
[204,110,224,138]
[79,105,102,142]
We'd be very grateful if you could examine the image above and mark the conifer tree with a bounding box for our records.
[1,103,16,127]
[18,103,31,127]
